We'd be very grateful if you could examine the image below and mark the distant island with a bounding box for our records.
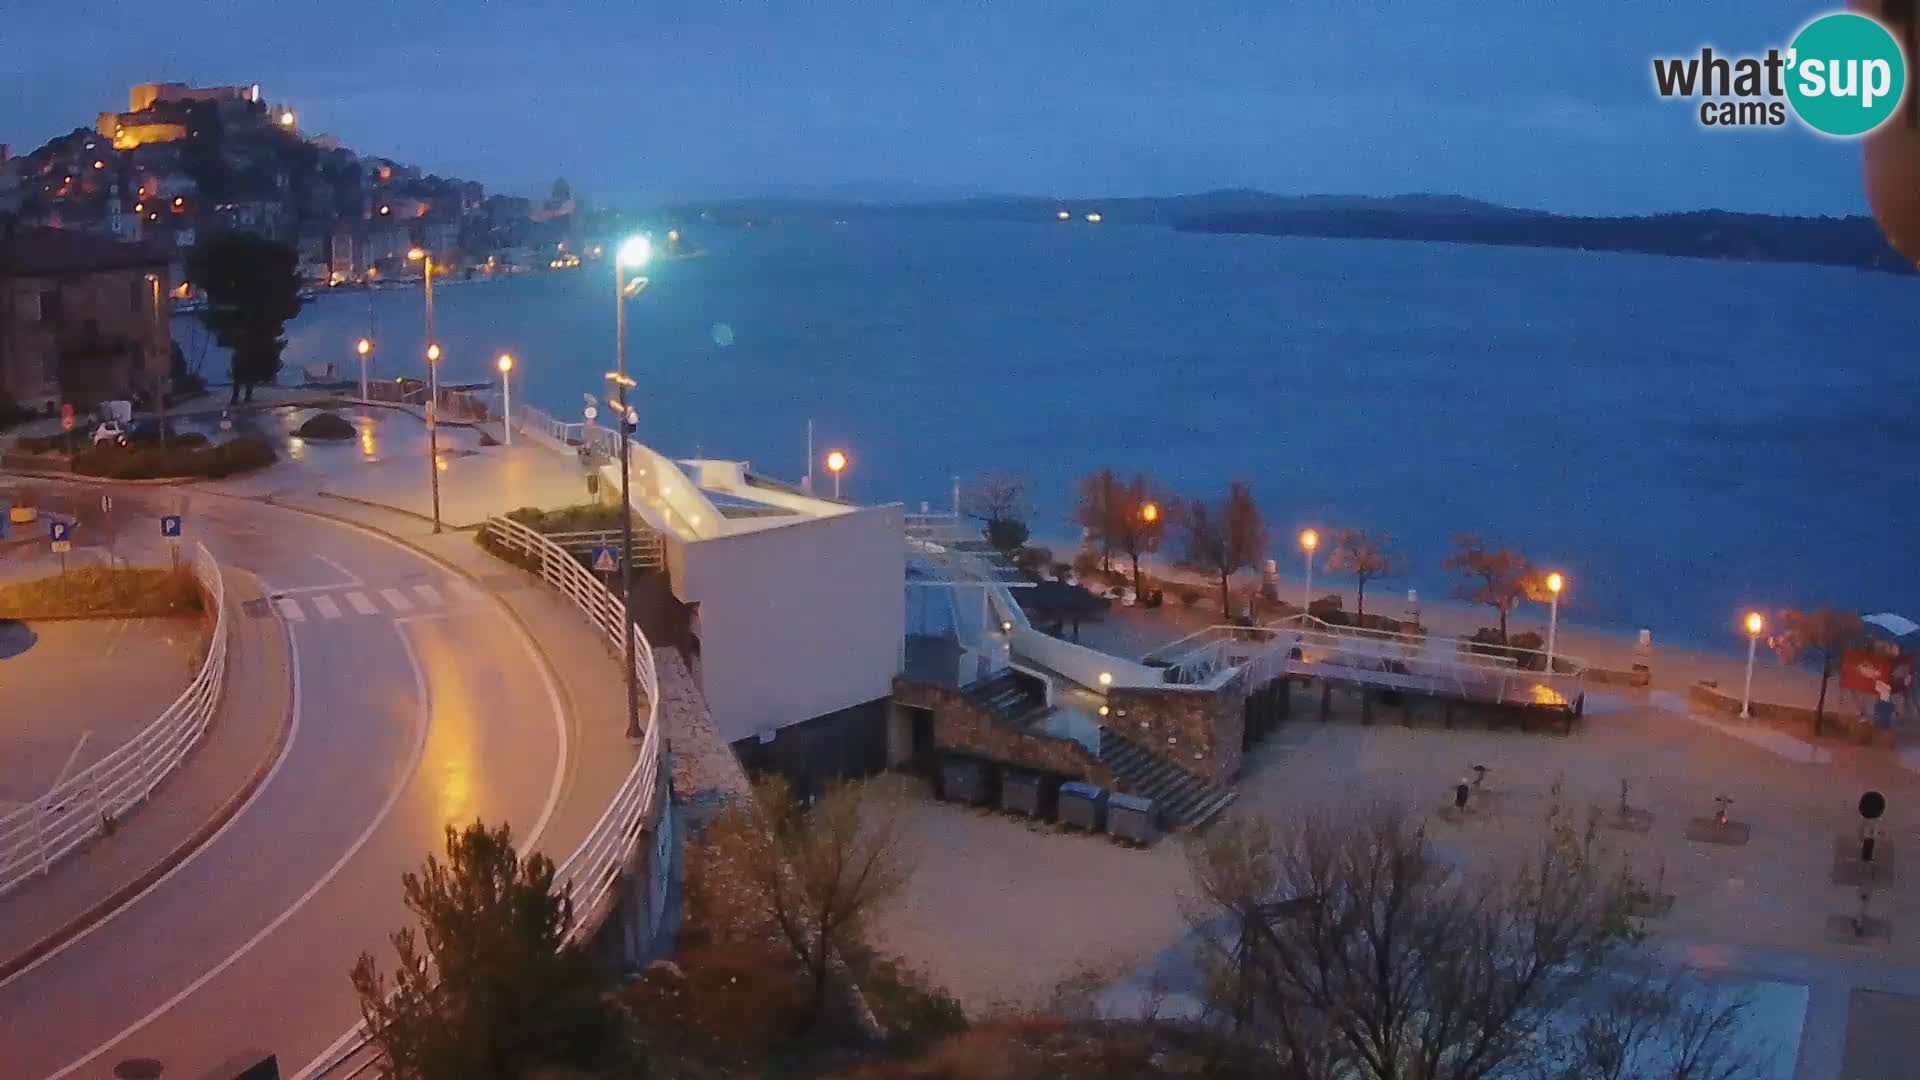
[666,190,1915,276]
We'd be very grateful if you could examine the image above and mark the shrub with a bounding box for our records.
[14,432,73,454]
[504,502,629,533]
[0,400,37,433]
[1179,587,1201,607]
[295,411,357,440]
[1307,593,1345,620]
[0,565,203,619]
[1049,561,1072,580]
[70,433,276,480]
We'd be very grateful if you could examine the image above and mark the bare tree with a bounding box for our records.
[701,775,913,1024]
[1769,608,1867,736]
[1445,535,1533,643]
[1111,475,1174,598]
[1323,528,1401,622]
[1531,970,1763,1080]
[1185,801,1672,1080]
[961,470,1032,556]
[1075,468,1122,573]
[1184,481,1266,622]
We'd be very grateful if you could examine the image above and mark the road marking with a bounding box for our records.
[315,554,363,587]
[48,732,92,794]
[0,601,305,992]
[345,591,378,616]
[273,597,305,622]
[378,587,413,612]
[412,583,445,607]
[47,621,432,1080]
[310,595,342,620]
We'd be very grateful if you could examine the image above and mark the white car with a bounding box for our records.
[91,421,129,446]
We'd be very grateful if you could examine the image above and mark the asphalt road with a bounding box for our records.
[0,483,569,1079]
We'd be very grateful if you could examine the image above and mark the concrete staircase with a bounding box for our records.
[1098,728,1237,829]
[967,670,1053,727]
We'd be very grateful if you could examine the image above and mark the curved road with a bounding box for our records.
[0,485,570,1078]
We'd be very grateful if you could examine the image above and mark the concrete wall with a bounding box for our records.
[1107,670,1247,785]
[670,504,905,743]
[2,267,169,407]
[894,678,1116,787]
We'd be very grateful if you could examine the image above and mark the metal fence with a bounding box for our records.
[0,544,228,898]
[313,514,665,1078]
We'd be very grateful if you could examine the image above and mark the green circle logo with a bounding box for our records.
[1786,13,1907,137]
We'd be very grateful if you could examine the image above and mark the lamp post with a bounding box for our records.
[496,353,514,446]
[610,234,651,742]
[1299,528,1319,615]
[826,449,848,499]
[1545,572,1564,673]
[1140,501,1159,586]
[356,337,372,401]
[406,247,434,343]
[425,343,442,532]
[1741,611,1765,719]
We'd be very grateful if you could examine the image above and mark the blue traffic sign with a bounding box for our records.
[160,515,182,538]
[590,544,620,574]
[49,521,70,543]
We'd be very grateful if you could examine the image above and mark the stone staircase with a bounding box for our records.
[966,670,1052,727]
[1098,728,1237,829]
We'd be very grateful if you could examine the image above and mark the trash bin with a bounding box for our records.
[940,756,993,806]
[1107,793,1158,846]
[999,769,1057,819]
[1059,781,1108,831]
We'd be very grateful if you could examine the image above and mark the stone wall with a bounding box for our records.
[1107,669,1247,786]
[893,678,1116,787]
[1588,666,1650,688]
[1689,680,1895,747]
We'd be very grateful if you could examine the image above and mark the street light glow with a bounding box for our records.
[1300,528,1319,552]
[825,449,847,474]
[356,338,371,356]
[1142,502,1159,523]
[407,247,425,261]
[279,110,296,127]
[1547,572,1564,594]
[426,343,441,362]
[497,353,514,373]
[1745,611,1765,636]
[1098,671,1114,687]
[617,235,652,267]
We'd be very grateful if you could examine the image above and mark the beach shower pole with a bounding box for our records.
[1299,529,1319,616]
[1741,612,1765,719]
[1545,572,1564,673]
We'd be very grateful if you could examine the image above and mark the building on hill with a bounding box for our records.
[0,223,171,410]
[128,82,260,112]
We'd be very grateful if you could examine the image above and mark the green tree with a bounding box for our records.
[1110,475,1173,598]
[1074,468,1122,573]
[187,232,303,404]
[1770,608,1868,736]
[350,821,634,1080]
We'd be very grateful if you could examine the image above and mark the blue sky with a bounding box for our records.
[0,1,1874,214]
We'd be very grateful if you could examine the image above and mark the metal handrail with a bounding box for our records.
[0,545,228,897]
[313,515,664,1077]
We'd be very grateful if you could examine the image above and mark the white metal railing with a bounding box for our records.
[0,545,228,898]
[513,402,588,448]
[314,515,665,1077]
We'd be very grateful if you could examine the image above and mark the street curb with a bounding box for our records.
[0,569,293,984]
[0,466,201,487]
[312,490,483,532]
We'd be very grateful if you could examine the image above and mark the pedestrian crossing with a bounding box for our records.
[265,580,478,623]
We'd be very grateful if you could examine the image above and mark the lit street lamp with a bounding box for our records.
[825,449,848,499]
[1299,528,1319,615]
[1544,572,1564,673]
[425,342,443,532]
[496,353,515,447]
[1741,611,1765,719]
[610,234,652,743]
[355,337,372,401]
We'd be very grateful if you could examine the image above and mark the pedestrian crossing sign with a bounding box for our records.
[591,545,619,573]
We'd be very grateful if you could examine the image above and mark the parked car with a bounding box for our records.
[91,420,129,446]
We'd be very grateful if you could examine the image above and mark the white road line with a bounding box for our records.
[1,609,305,991]
[48,622,432,1080]
[48,732,92,794]
[315,554,363,587]
[273,597,306,622]
[345,591,378,616]
[310,595,342,620]
[412,583,445,607]
[378,587,413,612]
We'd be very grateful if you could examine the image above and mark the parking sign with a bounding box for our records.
[161,515,182,538]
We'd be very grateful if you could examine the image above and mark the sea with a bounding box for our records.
[207,219,1920,651]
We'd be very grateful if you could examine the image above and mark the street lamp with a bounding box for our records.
[406,247,434,343]
[1544,572,1564,673]
[1299,528,1319,616]
[425,342,443,532]
[496,353,514,447]
[355,337,372,401]
[607,369,642,740]
[825,449,848,499]
[1741,611,1765,719]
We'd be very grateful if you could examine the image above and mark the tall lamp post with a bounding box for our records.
[611,233,652,742]
[1544,572,1564,673]
[407,248,442,532]
[356,337,372,401]
[496,353,514,446]
[1299,528,1319,616]
[826,449,848,499]
[1140,501,1160,587]
[1741,611,1765,719]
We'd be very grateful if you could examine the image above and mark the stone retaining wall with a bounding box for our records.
[1689,680,1895,747]
[893,678,1116,787]
[1107,668,1247,785]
